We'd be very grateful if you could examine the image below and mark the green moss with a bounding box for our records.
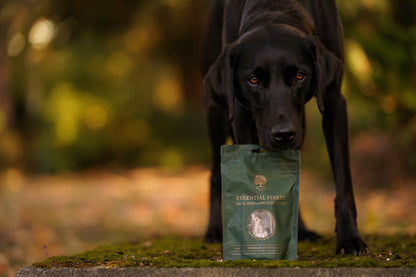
[32,234,416,269]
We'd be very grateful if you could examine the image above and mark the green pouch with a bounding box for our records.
[221,144,300,260]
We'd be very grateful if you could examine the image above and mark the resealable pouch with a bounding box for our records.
[221,144,300,260]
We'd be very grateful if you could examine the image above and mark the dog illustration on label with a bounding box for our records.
[247,209,276,240]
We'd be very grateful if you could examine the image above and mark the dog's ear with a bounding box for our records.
[204,44,237,122]
[310,37,344,114]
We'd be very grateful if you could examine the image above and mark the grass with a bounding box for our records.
[33,234,416,269]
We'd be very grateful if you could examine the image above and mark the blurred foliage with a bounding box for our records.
[339,0,416,173]
[340,0,416,129]
[0,0,210,172]
[0,0,415,174]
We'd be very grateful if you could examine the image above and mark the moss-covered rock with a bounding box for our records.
[33,234,416,268]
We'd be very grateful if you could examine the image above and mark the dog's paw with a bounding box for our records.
[298,228,322,242]
[204,228,222,243]
[336,237,368,256]
[204,235,222,243]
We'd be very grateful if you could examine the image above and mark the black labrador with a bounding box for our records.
[202,0,368,255]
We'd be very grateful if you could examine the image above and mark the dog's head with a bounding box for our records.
[204,24,343,151]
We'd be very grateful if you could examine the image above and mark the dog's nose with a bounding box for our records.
[272,127,296,145]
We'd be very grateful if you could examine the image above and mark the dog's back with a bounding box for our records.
[202,0,344,74]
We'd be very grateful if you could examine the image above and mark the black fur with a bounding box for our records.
[203,0,367,255]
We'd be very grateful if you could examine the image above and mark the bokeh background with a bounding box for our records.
[0,0,415,275]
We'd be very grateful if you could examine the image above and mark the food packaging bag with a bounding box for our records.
[221,144,300,260]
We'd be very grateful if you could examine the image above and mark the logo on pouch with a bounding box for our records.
[254,175,267,191]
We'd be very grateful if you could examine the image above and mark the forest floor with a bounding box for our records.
[1,166,415,276]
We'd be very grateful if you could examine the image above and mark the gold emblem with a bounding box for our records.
[254,175,267,191]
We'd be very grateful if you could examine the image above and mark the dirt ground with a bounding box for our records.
[1,166,415,276]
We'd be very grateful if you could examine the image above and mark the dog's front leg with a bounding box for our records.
[322,94,368,255]
[205,101,229,243]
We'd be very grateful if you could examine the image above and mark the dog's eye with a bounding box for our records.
[248,76,259,85]
[295,72,305,81]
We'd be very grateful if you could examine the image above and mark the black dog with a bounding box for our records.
[202,0,368,255]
